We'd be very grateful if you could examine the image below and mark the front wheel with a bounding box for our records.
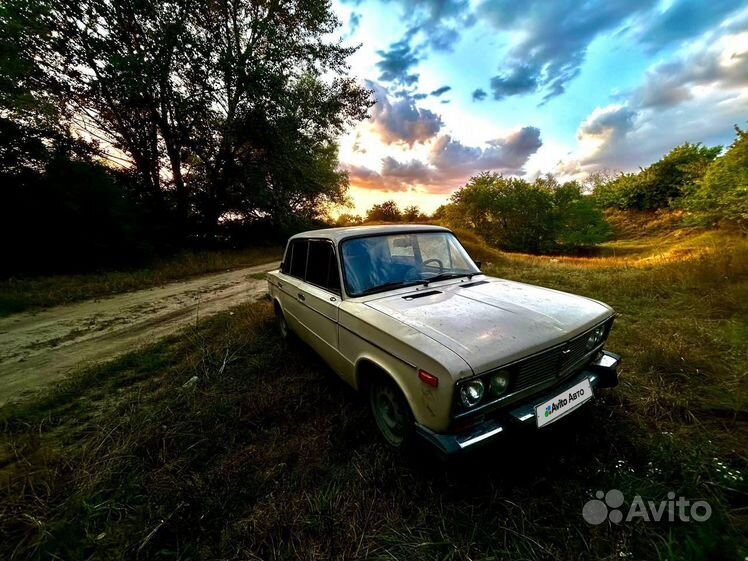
[369,377,414,449]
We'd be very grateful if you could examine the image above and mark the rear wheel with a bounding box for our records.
[369,376,414,448]
[275,304,290,341]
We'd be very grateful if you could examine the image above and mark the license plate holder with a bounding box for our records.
[535,378,593,428]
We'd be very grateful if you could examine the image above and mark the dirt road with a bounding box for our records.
[0,261,279,406]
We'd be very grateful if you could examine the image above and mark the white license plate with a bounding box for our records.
[535,378,593,428]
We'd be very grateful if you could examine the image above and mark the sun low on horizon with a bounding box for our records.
[329,0,748,216]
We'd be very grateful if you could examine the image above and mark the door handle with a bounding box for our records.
[297,293,305,301]
[278,281,283,288]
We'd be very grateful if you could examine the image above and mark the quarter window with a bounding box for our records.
[288,240,308,279]
[305,240,340,292]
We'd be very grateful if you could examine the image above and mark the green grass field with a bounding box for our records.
[0,246,282,317]
[1,223,746,560]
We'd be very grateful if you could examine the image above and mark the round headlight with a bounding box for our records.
[459,380,485,408]
[586,326,605,350]
[489,370,510,397]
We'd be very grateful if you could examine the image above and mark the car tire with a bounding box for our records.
[369,376,415,449]
[275,304,291,341]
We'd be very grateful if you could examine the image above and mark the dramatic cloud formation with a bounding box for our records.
[376,38,420,86]
[430,128,543,175]
[478,0,744,101]
[337,0,746,213]
[389,0,474,52]
[347,127,543,193]
[562,30,748,174]
[633,0,744,52]
[634,33,748,109]
[489,64,540,99]
[366,81,443,145]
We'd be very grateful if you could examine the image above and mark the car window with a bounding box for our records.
[341,231,478,296]
[419,234,472,271]
[305,240,340,292]
[288,240,308,279]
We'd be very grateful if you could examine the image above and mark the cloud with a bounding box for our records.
[477,0,741,102]
[347,127,543,194]
[366,80,444,146]
[634,33,748,108]
[633,0,744,52]
[430,85,452,97]
[430,127,543,175]
[489,64,540,99]
[391,0,474,52]
[376,39,420,86]
[479,0,655,100]
[471,88,487,101]
[563,33,748,174]
[348,12,362,35]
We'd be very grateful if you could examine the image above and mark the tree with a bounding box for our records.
[450,172,610,253]
[685,126,748,231]
[2,0,370,242]
[402,205,426,222]
[592,143,722,210]
[334,213,363,226]
[366,200,402,222]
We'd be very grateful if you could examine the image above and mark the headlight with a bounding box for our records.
[459,380,485,408]
[488,370,510,397]
[586,325,606,350]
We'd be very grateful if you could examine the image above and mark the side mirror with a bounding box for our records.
[474,260,482,270]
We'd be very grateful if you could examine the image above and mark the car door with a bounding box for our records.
[277,239,310,338]
[294,239,343,370]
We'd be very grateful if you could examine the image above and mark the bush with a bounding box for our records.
[593,143,721,210]
[684,126,748,231]
[449,173,611,254]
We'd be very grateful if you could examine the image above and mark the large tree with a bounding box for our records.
[3,0,370,239]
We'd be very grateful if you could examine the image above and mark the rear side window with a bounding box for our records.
[306,240,340,292]
[287,240,308,279]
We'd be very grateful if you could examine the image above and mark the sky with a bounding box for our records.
[329,0,748,215]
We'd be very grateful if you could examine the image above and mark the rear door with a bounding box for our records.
[277,239,309,337]
[295,239,342,368]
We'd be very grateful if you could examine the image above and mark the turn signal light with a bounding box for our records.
[418,369,439,387]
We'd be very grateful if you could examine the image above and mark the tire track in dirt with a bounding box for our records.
[0,261,279,406]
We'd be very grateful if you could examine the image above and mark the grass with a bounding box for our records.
[0,246,282,317]
[0,224,746,560]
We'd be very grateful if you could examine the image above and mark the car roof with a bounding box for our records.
[289,224,451,243]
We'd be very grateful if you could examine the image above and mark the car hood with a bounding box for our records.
[365,277,613,374]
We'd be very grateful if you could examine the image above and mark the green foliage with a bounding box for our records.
[594,143,722,210]
[365,200,403,222]
[402,205,427,222]
[449,172,611,253]
[684,126,748,231]
[334,213,363,226]
[0,0,371,271]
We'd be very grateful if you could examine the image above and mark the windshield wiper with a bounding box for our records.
[423,272,471,285]
[357,280,422,296]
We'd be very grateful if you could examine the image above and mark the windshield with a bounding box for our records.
[341,231,480,297]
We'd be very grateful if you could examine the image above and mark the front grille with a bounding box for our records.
[512,324,603,393]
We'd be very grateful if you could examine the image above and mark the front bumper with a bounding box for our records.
[415,350,621,455]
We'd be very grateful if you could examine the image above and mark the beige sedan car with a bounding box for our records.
[267,225,620,454]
